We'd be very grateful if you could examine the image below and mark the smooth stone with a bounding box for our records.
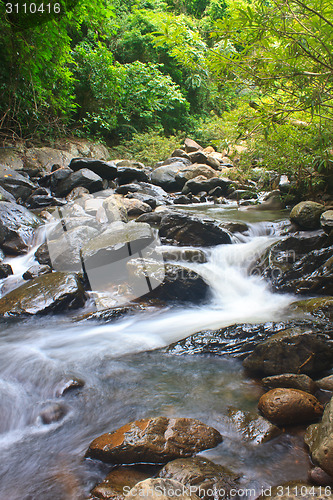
[290,201,326,230]
[262,374,317,394]
[34,243,52,266]
[258,388,323,426]
[0,272,86,316]
[309,467,333,486]
[321,211,333,234]
[151,162,192,191]
[316,375,333,392]
[40,403,67,424]
[0,201,40,254]
[86,417,222,464]
[127,478,201,500]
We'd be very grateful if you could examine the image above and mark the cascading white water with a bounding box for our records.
[0,213,306,500]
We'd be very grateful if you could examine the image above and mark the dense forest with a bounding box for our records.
[1,0,333,194]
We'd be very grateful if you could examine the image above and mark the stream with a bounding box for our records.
[0,204,311,500]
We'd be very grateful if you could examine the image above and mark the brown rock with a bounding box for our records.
[258,388,323,426]
[262,374,317,394]
[228,409,281,444]
[159,457,240,500]
[184,138,203,153]
[126,478,201,500]
[308,466,333,486]
[91,466,153,500]
[86,417,222,464]
[316,375,333,392]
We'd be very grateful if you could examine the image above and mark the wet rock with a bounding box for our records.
[22,264,52,280]
[149,263,209,304]
[262,374,317,394]
[243,323,333,377]
[0,201,40,254]
[290,201,326,230]
[257,481,333,499]
[162,248,207,264]
[39,167,73,190]
[159,212,232,246]
[55,377,85,397]
[305,397,333,478]
[0,272,86,316]
[228,409,281,444]
[184,138,203,153]
[182,176,233,196]
[0,165,37,201]
[321,211,333,234]
[316,376,333,392]
[35,243,52,266]
[40,403,67,424]
[69,158,117,180]
[151,161,192,191]
[309,467,333,486]
[91,466,153,500]
[272,246,333,295]
[0,263,13,279]
[122,198,152,216]
[86,417,222,464]
[159,457,240,500]
[25,187,66,209]
[55,168,104,197]
[117,167,149,185]
[166,321,312,358]
[258,388,323,426]
[127,478,201,500]
[290,297,333,322]
[219,221,249,233]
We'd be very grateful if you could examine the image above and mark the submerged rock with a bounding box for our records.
[86,417,222,464]
[305,397,333,478]
[159,456,240,500]
[262,374,317,394]
[258,388,323,426]
[40,403,67,424]
[228,409,281,444]
[290,201,326,230]
[243,322,333,377]
[0,272,86,316]
[127,478,201,500]
[55,377,85,397]
[159,212,232,246]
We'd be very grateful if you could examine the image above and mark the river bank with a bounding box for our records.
[0,137,333,499]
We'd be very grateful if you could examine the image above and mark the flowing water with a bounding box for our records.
[0,204,311,500]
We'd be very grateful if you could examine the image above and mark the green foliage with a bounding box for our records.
[109,130,184,165]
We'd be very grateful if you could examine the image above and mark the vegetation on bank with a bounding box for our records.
[0,0,332,196]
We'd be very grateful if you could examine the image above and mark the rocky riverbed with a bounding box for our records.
[0,137,333,499]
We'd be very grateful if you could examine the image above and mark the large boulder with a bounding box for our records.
[290,201,326,230]
[0,165,37,201]
[182,176,233,196]
[305,397,333,478]
[116,166,150,184]
[321,210,333,234]
[151,160,192,191]
[243,322,333,377]
[0,202,40,254]
[69,158,117,180]
[23,146,74,174]
[159,457,240,500]
[158,212,232,246]
[0,272,86,316]
[54,168,104,197]
[258,388,323,426]
[86,417,222,464]
[126,478,201,500]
